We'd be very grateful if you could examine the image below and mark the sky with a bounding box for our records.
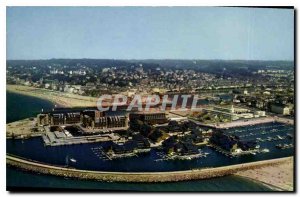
[7,7,294,60]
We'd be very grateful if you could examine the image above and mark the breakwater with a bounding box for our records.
[6,155,292,183]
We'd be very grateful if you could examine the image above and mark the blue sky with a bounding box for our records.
[7,7,294,60]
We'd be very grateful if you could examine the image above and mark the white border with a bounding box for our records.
[1,0,298,196]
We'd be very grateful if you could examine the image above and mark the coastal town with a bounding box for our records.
[6,59,294,115]
[6,59,295,191]
[5,5,296,193]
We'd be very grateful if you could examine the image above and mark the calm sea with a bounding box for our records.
[6,91,276,191]
[6,92,54,123]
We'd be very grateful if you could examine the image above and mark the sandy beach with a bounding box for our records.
[236,157,294,191]
[7,85,98,108]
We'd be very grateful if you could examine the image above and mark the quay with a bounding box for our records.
[42,133,119,146]
[190,116,294,129]
[42,126,121,146]
[6,154,292,183]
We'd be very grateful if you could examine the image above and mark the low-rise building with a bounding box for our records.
[129,112,168,125]
[254,111,266,117]
[50,113,65,125]
[65,112,81,124]
[37,114,49,125]
[82,110,127,129]
[271,104,290,115]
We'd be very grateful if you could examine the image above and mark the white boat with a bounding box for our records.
[70,158,77,163]
[261,149,269,153]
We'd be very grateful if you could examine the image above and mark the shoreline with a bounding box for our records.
[7,85,98,108]
[6,154,293,187]
[7,85,58,106]
[7,85,295,128]
[235,156,294,191]
[235,175,284,191]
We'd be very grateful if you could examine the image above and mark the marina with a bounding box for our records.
[275,144,294,150]
[91,145,151,160]
[155,150,210,161]
[6,121,294,172]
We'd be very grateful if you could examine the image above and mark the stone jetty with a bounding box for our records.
[6,154,292,183]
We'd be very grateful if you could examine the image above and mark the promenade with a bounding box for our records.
[6,154,292,184]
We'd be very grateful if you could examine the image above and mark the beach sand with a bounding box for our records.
[7,85,98,108]
[236,157,294,191]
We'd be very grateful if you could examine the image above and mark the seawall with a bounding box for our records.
[197,116,294,129]
[6,155,292,183]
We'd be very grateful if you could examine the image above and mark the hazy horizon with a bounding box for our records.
[6,58,294,62]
